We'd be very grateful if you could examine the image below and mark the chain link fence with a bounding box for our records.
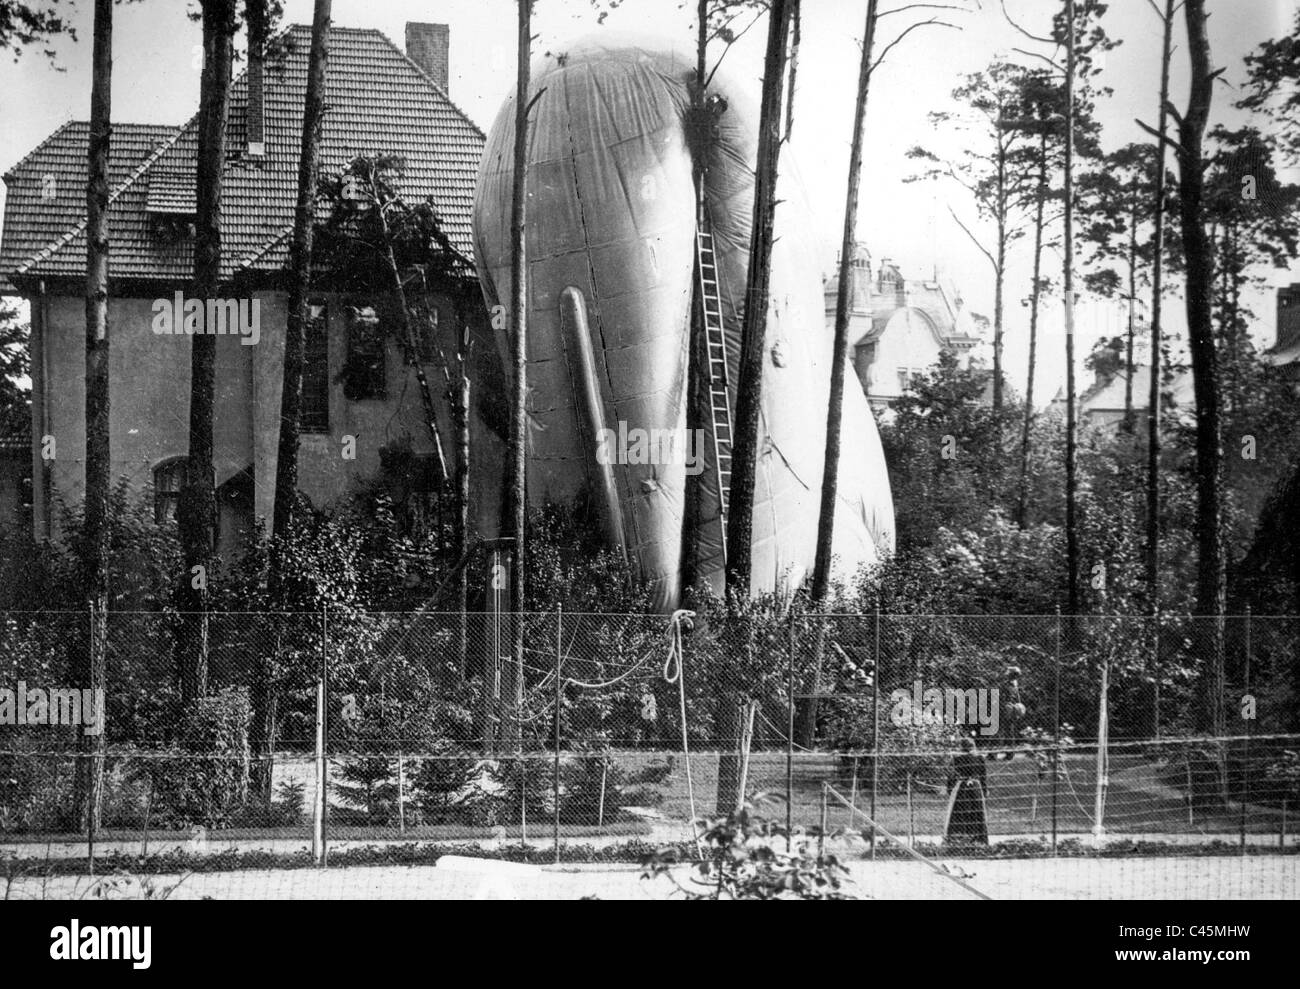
[1,610,1297,860]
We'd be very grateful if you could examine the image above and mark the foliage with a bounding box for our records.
[148,687,251,828]
[1239,7,1300,165]
[641,803,854,900]
[0,0,73,62]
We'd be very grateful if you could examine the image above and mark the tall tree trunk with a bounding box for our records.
[811,0,875,605]
[1122,196,1138,431]
[681,0,709,593]
[1146,0,1174,616]
[80,0,112,834]
[177,0,236,707]
[1177,0,1226,736]
[804,0,876,748]
[503,0,533,750]
[261,0,330,802]
[992,150,1007,421]
[784,0,800,140]
[1063,0,1079,614]
[724,0,796,603]
[1016,132,1048,529]
[455,333,470,675]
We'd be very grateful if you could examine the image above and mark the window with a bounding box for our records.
[343,305,386,400]
[301,302,330,433]
[154,457,186,524]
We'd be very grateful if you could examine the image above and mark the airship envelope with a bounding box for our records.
[473,34,894,611]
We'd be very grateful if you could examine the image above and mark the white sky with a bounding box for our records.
[2,0,1297,405]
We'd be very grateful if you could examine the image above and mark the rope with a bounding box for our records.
[664,609,702,858]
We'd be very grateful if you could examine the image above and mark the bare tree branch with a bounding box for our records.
[871,17,958,73]
[878,2,967,18]
[1012,46,1061,70]
[947,203,998,270]
[705,5,767,88]
[1136,116,1181,154]
[1000,0,1055,44]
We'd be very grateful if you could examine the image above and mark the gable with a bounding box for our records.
[1,24,485,293]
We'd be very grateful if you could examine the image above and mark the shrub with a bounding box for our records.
[149,688,251,828]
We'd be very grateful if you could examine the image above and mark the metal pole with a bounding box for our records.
[1152,611,1161,740]
[786,613,795,852]
[819,783,829,859]
[397,753,405,834]
[597,757,607,828]
[1241,606,1251,854]
[848,756,859,831]
[554,604,562,864]
[87,601,96,876]
[871,606,880,859]
[1052,606,1061,853]
[907,770,914,847]
[315,604,330,866]
[312,647,325,865]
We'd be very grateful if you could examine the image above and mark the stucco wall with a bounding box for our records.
[34,287,504,547]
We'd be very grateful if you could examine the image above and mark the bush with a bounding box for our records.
[148,688,251,828]
[409,751,485,824]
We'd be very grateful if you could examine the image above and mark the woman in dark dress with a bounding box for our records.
[945,736,989,845]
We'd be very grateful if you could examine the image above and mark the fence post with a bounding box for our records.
[907,770,914,847]
[1092,651,1109,846]
[786,613,795,852]
[1152,610,1161,740]
[870,606,880,860]
[312,604,329,867]
[86,600,96,876]
[553,603,562,864]
[397,754,406,834]
[1241,606,1251,855]
[1052,606,1061,854]
[818,783,828,859]
[848,756,859,832]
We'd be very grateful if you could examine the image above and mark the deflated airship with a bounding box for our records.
[472,35,894,611]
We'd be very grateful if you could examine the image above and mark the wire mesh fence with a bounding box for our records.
[0,609,1297,870]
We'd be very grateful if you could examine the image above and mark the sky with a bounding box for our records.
[1,0,1297,406]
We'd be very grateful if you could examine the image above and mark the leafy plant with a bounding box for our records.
[641,803,854,900]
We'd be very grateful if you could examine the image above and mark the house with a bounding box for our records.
[1265,282,1300,366]
[823,244,989,410]
[1050,363,1196,431]
[0,23,503,552]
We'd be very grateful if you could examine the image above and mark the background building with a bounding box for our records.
[824,243,988,410]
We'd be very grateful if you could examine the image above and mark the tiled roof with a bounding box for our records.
[145,170,197,214]
[1,25,484,292]
[0,122,182,293]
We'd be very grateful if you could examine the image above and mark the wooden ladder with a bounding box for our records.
[695,217,733,559]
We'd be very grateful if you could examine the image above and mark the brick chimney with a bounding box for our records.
[246,15,267,158]
[405,22,450,93]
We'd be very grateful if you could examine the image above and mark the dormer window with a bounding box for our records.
[145,171,195,244]
[150,214,194,245]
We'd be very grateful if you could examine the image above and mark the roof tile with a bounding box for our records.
[1,24,485,291]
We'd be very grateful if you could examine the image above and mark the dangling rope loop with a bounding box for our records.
[662,609,701,858]
[663,609,695,683]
